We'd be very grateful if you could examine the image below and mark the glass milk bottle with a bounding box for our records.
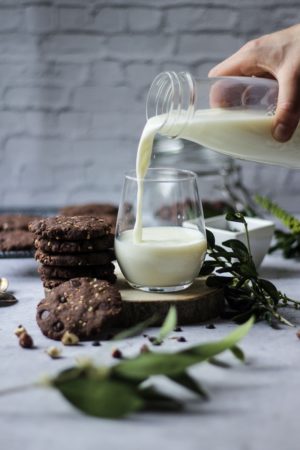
[146,72,300,168]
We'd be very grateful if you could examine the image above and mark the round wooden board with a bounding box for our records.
[117,273,224,327]
[43,267,224,327]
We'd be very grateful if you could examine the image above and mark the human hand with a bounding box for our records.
[209,24,300,142]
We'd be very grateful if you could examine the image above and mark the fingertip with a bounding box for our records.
[272,123,294,142]
[208,68,217,78]
[208,63,224,78]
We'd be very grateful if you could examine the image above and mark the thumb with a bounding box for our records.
[273,71,300,142]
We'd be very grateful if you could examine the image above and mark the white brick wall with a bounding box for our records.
[0,1,299,210]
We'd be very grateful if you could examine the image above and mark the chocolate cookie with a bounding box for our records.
[29,216,111,240]
[35,249,114,266]
[101,214,117,232]
[0,214,41,231]
[36,278,122,340]
[39,262,115,279]
[60,203,118,217]
[42,273,117,289]
[0,230,34,251]
[35,233,114,254]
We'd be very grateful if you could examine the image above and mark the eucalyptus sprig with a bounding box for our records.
[200,211,300,326]
[0,317,253,419]
[255,195,300,258]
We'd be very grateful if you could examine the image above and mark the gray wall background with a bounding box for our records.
[0,0,300,210]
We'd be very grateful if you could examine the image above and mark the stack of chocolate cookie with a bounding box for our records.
[29,216,116,289]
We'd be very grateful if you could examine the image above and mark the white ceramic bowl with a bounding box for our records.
[205,215,275,268]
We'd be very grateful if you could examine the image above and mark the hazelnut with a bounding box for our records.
[19,332,34,349]
[46,346,62,359]
[61,331,79,346]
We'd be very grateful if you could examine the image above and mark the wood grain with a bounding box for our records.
[118,275,224,326]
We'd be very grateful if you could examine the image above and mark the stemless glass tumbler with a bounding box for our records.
[115,168,207,293]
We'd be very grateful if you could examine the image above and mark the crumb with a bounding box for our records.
[174,326,182,332]
[112,348,123,359]
[92,341,101,347]
[206,324,216,329]
[140,344,150,354]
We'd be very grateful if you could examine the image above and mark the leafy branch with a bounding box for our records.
[200,211,300,326]
[255,195,300,258]
[0,316,254,419]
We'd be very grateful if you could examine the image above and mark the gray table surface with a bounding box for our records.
[0,255,300,450]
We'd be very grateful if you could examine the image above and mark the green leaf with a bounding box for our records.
[113,318,253,380]
[222,239,249,255]
[206,228,215,248]
[230,345,245,361]
[153,306,177,345]
[114,352,202,380]
[238,262,257,278]
[139,386,183,412]
[169,373,208,398]
[225,211,246,224]
[255,195,300,233]
[113,314,159,341]
[206,275,232,287]
[259,279,279,301]
[54,378,144,418]
[199,260,216,276]
[185,317,254,359]
[208,357,231,369]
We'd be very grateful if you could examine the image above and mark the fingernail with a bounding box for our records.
[273,124,291,142]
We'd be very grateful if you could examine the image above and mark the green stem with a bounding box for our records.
[244,221,252,256]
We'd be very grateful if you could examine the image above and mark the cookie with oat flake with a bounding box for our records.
[36,278,122,340]
[29,216,111,240]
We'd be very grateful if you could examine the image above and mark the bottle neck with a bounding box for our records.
[146,71,195,138]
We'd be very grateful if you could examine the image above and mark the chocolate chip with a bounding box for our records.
[52,321,64,332]
[92,341,101,347]
[112,348,123,359]
[206,324,216,329]
[70,279,81,288]
[174,326,182,332]
[177,337,187,342]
